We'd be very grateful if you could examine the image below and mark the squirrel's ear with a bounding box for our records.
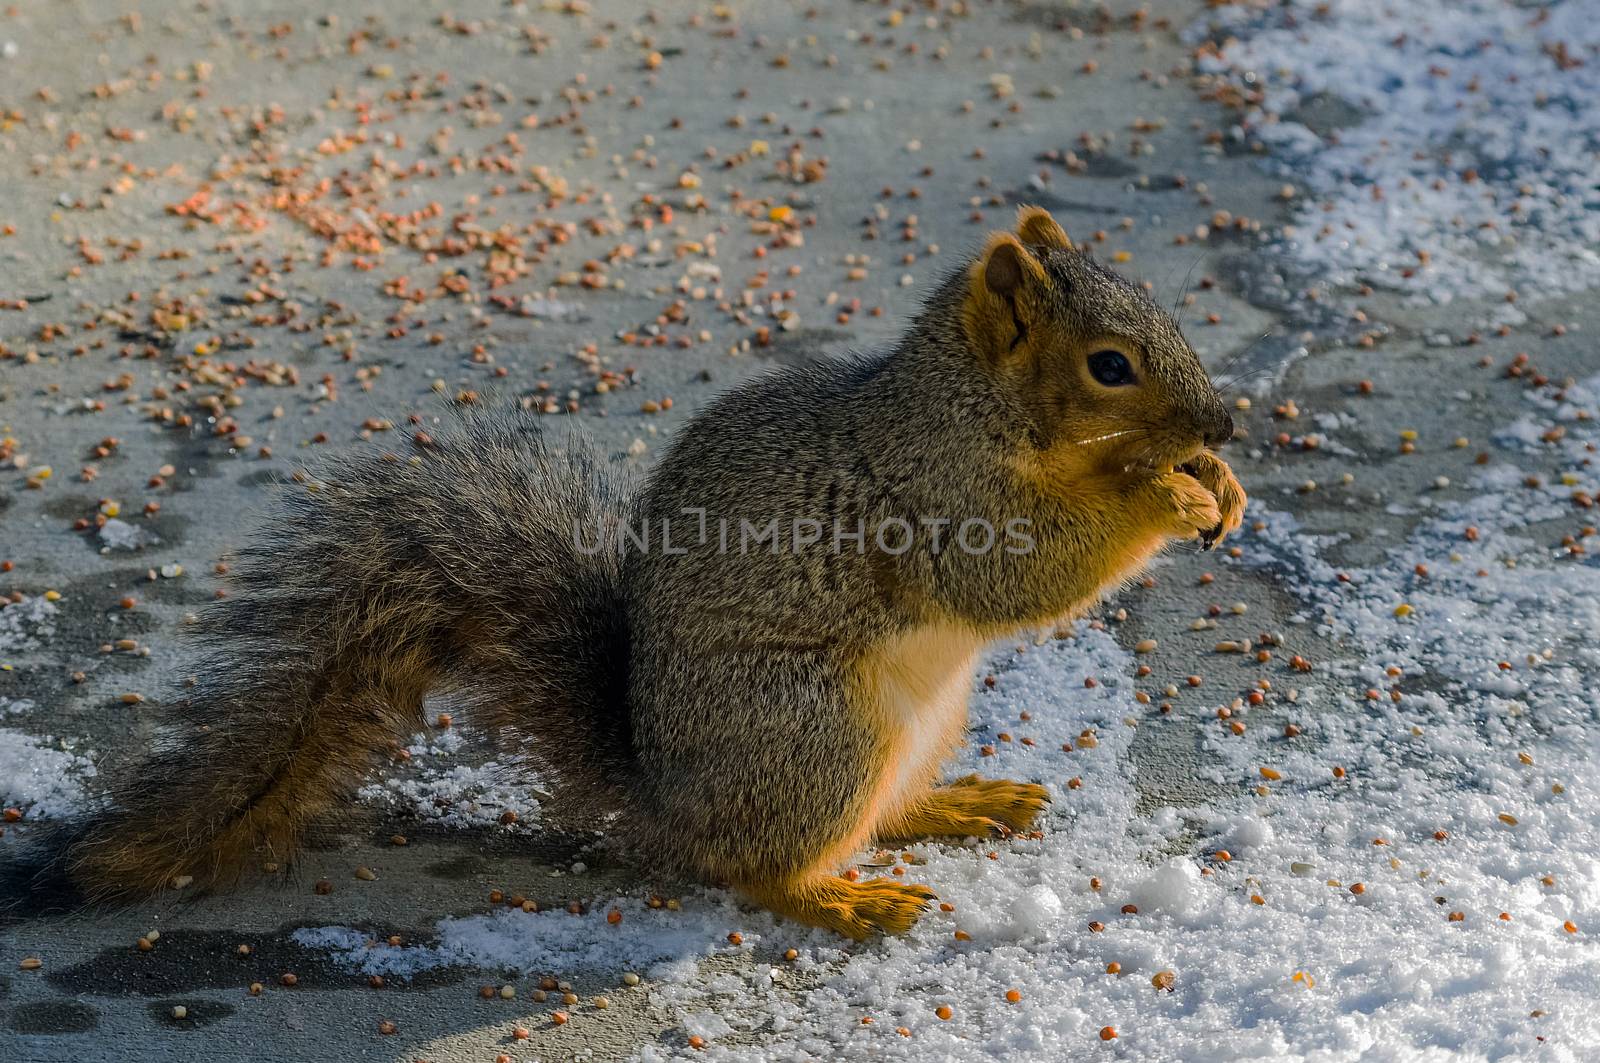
[1016,206,1072,251]
[964,232,1049,360]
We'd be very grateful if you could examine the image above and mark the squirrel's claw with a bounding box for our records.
[981,817,1014,840]
[1181,452,1247,548]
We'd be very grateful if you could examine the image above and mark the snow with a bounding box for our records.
[358,725,544,832]
[1005,884,1064,941]
[294,904,732,985]
[0,732,93,818]
[1195,0,1600,307]
[0,596,93,817]
[97,517,156,551]
[0,593,57,654]
[1127,859,1202,917]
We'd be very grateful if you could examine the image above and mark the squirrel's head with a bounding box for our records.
[955,205,1233,477]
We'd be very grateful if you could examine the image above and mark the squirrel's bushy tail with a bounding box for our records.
[12,407,633,908]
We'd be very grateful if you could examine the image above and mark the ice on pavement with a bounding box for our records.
[1196,0,1600,308]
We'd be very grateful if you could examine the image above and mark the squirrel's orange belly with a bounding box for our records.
[852,622,984,837]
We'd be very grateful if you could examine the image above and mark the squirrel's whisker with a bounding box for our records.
[1071,428,1145,446]
[1170,251,1207,329]
[1209,326,1277,392]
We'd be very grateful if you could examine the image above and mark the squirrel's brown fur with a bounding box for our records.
[10,208,1244,938]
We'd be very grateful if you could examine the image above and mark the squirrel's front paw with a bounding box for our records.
[1145,471,1222,541]
[1181,451,1247,549]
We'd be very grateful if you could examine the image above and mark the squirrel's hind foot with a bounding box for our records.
[741,875,936,940]
[877,775,1050,842]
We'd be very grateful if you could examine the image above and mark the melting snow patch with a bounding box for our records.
[98,517,158,551]
[0,595,58,653]
[0,732,93,818]
[359,727,543,832]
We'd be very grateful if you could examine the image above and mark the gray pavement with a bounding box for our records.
[1,1,1592,1060]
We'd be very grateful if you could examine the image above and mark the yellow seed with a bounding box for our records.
[1259,766,1282,781]
[1497,813,1518,826]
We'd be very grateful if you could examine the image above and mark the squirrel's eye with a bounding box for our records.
[1087,350,1135,387]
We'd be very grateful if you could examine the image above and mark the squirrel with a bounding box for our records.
[8,206,1245,939]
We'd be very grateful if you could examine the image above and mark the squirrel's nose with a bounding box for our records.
[1203,410,1235,449]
